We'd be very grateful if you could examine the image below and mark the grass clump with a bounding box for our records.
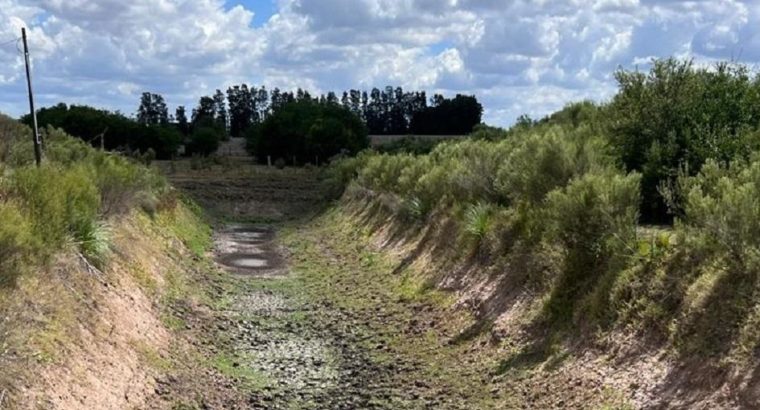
[463,202,493,245]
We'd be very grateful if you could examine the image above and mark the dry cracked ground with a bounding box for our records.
[162,158,503,409]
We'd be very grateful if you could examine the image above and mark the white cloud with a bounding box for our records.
[1,0,760,125]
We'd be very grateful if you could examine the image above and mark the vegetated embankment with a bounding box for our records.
[327,124,760,408]
[0,115,243,409]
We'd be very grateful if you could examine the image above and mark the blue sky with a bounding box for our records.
[1,0,760,126]
[228,0,276,27]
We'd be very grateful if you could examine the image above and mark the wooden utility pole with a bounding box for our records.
[22,27,42,166]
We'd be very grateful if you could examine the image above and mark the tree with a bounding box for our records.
[192,96,217,129]
[608,58,760,222]
[213,89,228,138]
[175,106,189,136]
[410,94,483,135]
[256,86,269,121]
[246,100,368,164]
[227,85,253,138]
[28,103,180,159]
[187,127,221,156]
[136,92,169,125]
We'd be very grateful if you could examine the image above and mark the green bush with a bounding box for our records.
[469,124,508,141]
[426,139,511,205]
[323,152,371,198]
[463,202,494,245]
[0,117,166,272]
[547,170,641,259]
[9,164,101,252]
[358,154,419,194]
[376,136,445,155]
[0,202,35,286]
[0,114,30,164]
[543,170,641,322]
[676,157,760,268]
[495,127,613,206]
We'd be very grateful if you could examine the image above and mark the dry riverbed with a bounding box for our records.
[158,162,503,408]
[210,215,503,408]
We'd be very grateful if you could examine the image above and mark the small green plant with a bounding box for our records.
[77,220,111,269]
[401,196,425,220]
[464,202,492,242]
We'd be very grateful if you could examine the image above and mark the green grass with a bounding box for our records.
[158,202,213,257]
[210,352,269,391]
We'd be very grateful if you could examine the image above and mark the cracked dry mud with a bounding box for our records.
[214,225,417,409]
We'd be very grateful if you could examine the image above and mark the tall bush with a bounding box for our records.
[0,202,35,286]
[543,170,641,321]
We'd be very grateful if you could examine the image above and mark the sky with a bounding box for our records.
[1,0,760,126]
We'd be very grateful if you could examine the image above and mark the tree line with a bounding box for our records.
[133,85,482,138]
[219,85,482,138]
[24,86,482,161]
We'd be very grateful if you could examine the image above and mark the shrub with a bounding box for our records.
[470,124,508,141]
[547,171,641,259]
[0,202,35,286]
[77,220,111,268]
[675,157,760,268]
[0,117,168,278]
[0,114,30,164]
[9,164,101,253]
[428,139,511,204]
[358,154,419,194]
[323,152,370,198]
[543,170,641,322]
[376,136,445,155]
[93,155,147,215]
[495,126,613,206]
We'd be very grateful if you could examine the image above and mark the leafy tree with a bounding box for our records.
[136,92,168,125]
[175,106,189,136]
[607,58,760,221]
[246,100,368,164]
[227,85,253,138]
[187,127,221,156]
[26,103,180,159]
[213,89,228,137]
[191,96,217,129]
[410,94,483,135]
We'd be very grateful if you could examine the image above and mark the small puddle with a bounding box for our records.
[229,257,269,268]
[214,225,286,276]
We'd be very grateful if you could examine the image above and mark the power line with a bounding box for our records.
[0,37,21,46]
